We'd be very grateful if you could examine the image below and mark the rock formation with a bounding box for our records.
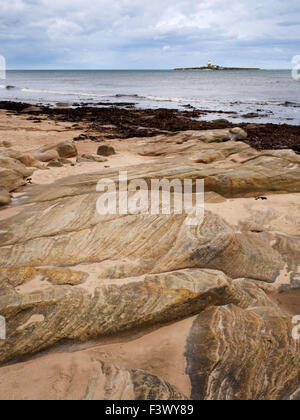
[0,127,299,400]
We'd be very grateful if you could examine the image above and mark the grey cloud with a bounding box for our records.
[0,0,299,68]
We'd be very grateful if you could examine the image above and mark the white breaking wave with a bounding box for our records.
[21,88,108,98]
[135,94,220,104]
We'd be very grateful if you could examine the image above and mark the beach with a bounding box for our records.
[0,101,299,400]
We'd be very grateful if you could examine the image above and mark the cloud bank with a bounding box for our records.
[0,0,299,69]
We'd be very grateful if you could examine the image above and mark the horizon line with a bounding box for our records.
[5,67,292,71]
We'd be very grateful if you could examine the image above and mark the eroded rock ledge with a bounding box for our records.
[0,127,299,400]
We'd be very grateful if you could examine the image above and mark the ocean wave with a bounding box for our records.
[114,94,220,104]
[21,88,108,98]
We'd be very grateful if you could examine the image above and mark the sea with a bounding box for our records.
[0,70,300,125]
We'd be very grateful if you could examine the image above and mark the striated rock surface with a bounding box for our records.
[0,268,244,364]
[0,354,185,400]
[186,279,300,400]
[0,128,299,400]
[0,187,11,206]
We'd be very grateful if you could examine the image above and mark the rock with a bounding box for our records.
[0,141,12,148]
[0,168,27,192]
[76,157,92,163]
[47,160,63,168]
[32,150,60,163]
[21,106,43,113]
[242,113,261,118]
[58,158,73,165]
[97,145,116,157]
[0,187,11,206]
[0,355,186,400]
[56,141,78,159]
[0,156,33,178]
[0,147,40,168]
[186,279,300,400]
[37,141,78,159]
[194,151,225,164]
[56,103,70,109]
[0,128,299,400]
[81,153,108,163]
[0,266,247,365]
[229,127,248,140]
[73,134,88,141]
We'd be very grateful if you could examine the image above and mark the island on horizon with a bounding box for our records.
[174,60,261,71]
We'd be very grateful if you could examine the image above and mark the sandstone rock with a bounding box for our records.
[0,147,40,168]
[76,157,92,163]
[81,153,108,163]
[186,279,300,400]
[47,160,63,168]
[58,158,73,165]
[0,355,185,400]
[0,268,245,364]
[0,141,12,148]
[0,187,11,206]
[0,168,26,192]
[32,150,59,163]
[0,275,298,400]
[0,156,33,178]
[97,145,116,157]
[194,151,225,164]
[56,141,78,159]
[0,128,299,401]
[37,141,78,159]
[0,200,284,283]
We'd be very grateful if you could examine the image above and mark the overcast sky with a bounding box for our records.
[0,0,299,69]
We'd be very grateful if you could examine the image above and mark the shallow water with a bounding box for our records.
[1,69,300,125]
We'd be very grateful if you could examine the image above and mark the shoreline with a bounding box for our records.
[0,100,300,153]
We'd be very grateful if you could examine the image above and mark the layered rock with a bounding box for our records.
[0,146,39,198]
[0,128,299,400]
[0,355,185,400]
[0,268,244,364]
[186,279,300,400]
[0,187,11,206]
[33,140,78,160]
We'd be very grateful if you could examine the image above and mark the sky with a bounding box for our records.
[0,0,299,69]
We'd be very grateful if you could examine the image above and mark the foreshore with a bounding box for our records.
[0,100,299,400]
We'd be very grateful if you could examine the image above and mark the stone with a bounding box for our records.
[0,168,26,192]
[37,141,78,159]
[56,141,78,159]
[81,153,108,163]
[0,156,33,178]
[97,145,116,157]
[47,160,63,168]
[32,150,60,163]
[58,158,73,165]
[0,127,299,401]
[21,106,42,113]
[0,355,185,400]
[0,147,41,168]
[0,267,246,364]
[0,187,11,206]
[76,157,92,163]
[0,141,12,148]
[186,279,300,400]
[56,102,70,109]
